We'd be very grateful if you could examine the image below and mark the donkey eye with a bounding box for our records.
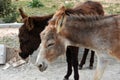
[46,39,55,48]
[47,43,54,47]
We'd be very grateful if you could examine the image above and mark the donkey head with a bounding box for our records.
[19,16,41,59]
[35,6,70,72]
[18,8,52,59]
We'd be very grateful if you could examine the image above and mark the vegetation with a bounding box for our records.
[13,0,120,15]
[28,0,44,8]
[0,0,19,23]
[0,0,12,17]
[103,3,120,14]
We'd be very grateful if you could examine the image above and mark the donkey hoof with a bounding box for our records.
[89,66,93,69]
[63,78,69,80]
[78,65,83,70]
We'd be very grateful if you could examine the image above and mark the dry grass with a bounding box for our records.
[11,0,120,22]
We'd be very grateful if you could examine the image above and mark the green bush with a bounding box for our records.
[3,11,19,23]
[0,0,18,23]
[3,4,19,23]
[0,0,12,17]
[28,0,44,8]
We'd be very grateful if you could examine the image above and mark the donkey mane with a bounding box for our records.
[67,14,117,22]
[65,14,118,28]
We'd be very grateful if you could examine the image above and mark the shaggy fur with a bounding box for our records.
[38,6,120,80]
[18,1,104,80]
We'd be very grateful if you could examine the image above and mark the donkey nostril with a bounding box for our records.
[37,62,48,72]
[39,64,43,68]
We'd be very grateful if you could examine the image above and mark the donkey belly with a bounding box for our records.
[93,37,120,61]
[110,44,120,60]
[109,28,120,60]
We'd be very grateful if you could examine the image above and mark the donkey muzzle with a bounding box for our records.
[37,61,48,72]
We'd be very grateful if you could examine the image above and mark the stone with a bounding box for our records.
[0,44,6,64]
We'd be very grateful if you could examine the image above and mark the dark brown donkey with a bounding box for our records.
[18,1,104,80]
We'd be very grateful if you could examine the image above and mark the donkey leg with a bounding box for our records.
[89,50,95,69]
[94,51,108,80]
[72,47,79,80]
[64,47,72,80]
[79,48,89,69]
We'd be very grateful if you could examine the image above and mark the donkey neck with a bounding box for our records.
[66,14,118,28]
[60,15,120,49]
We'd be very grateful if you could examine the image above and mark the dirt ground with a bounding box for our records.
[0,28,120,80]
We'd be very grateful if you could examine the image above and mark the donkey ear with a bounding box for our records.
[56,16,66,33]
[19,8,28,19]
[59,6,66,12]
[60,6,66,10]
[25,17,34,31]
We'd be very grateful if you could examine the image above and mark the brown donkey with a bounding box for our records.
[35,6,120,80]
[18,1,104,80]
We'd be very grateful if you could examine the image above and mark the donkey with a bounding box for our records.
[18,1,104,80]
[18,8,79,80]
[35,6,120,80]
